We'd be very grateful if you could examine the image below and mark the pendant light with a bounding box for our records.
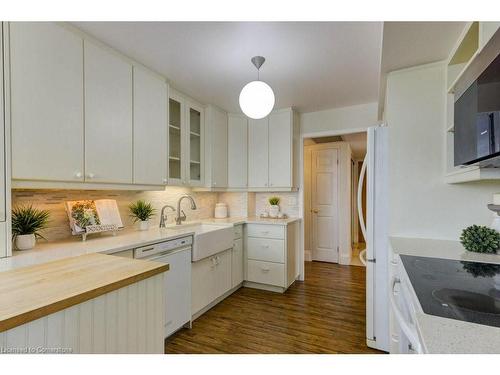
[239,56,275,119]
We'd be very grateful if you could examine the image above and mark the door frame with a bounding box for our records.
[298,126,376,280]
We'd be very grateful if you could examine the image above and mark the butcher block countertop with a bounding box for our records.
[0,253,169,333]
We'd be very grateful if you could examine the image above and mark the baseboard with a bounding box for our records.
[243,281,286,293]
[191,283,243,321]
[339,251,352,265]
[304,249,312,262]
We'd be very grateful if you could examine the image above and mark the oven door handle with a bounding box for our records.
[390,277,422,354]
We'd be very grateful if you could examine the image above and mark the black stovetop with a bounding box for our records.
[400,255,500,328]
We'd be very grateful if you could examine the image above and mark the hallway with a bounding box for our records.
[165,261,381,354]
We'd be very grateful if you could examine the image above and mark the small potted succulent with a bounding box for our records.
[12,205,50,250]
[129,200,155,231]
[460,225,500,254]
[268,196,281,218]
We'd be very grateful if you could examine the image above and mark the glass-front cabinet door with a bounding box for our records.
[168,92,184,185]
[186,101,204,186]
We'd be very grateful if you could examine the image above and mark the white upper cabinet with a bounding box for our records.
[268,109,293,188]
[227,114,248,188]
[205,105,228,188]
[247,108,298,190]
[248,117,269,188]
[186,100,205,187]
[168,90,205,187]
[133,66,168,185]
[168,91,185,185]
[0,24,5,221]
[10,22,84,182]
[84,40,133,184]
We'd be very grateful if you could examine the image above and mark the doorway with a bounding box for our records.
[303,132,367,266]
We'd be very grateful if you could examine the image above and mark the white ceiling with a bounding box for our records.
[381,22,466,74]
[72,22,383,114]
[377,22,466,118]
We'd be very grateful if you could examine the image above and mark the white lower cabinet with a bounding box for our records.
[247,260,285,287]
[245,222,299,291]
[231,226,244,288]
[191,249,231,316]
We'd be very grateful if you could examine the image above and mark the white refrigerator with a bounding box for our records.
[358,125,389,352]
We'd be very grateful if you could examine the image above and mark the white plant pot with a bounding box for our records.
[139,220,149,231]
[269,205,280,218]
[16,234,36,250]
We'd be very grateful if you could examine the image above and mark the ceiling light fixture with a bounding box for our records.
[239,56,275,119]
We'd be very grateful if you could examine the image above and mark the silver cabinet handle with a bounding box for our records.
[74,171,82,179]
[86,173,95,179]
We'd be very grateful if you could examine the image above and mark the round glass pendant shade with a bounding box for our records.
[239,80,275,119]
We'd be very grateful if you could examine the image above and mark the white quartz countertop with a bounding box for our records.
[0,217,300,272]
[390,236,500,353]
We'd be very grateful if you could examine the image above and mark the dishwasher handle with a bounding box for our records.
[142,246,192,261]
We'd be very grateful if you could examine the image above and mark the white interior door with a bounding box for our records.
[311,147,339,263]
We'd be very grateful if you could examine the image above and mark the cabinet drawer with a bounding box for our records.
[247,237,285,263]
[247,260,285,287]
[234,224,243,240]
[247,224,285,239]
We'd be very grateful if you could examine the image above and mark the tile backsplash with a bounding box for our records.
[12,189,301,242]
[254,192,300,217]
[12,188,218,241]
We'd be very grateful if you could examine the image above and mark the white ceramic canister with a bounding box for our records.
[215,203,228,218]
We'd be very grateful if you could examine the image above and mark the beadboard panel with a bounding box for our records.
[12,187,217,241]
[0,274,164,354]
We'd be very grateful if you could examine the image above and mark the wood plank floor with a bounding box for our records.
[165,261,382,354]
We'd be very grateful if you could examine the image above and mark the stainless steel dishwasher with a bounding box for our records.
[134,236,192,338]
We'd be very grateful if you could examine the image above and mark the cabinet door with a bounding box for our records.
[191,256,215,315]
[133,66,168,185]
[168,92,185,185]
[268,110,292,188]
[231,238,244,288]
[84,40,133,183]
[248,118,269,188]
[0,24,5,223]
[214,250,232,298]
[10,22,84,182]
[186,101,204,186]
[228,115,248,188]
[208,107,228,188]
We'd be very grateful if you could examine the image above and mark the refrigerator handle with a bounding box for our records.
[357,155,367,242]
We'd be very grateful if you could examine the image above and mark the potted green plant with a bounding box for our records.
[129,200,156,231]
[12,205,50,250]
[268,196,281,218]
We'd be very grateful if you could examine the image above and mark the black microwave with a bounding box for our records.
[454,52,500,166]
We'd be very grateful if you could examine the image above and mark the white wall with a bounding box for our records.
[300,102,378,135]
[386,62,500,241]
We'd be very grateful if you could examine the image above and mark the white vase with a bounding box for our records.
[16,234,36,250]
[269,205,280,218]
[139,220,149,231]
